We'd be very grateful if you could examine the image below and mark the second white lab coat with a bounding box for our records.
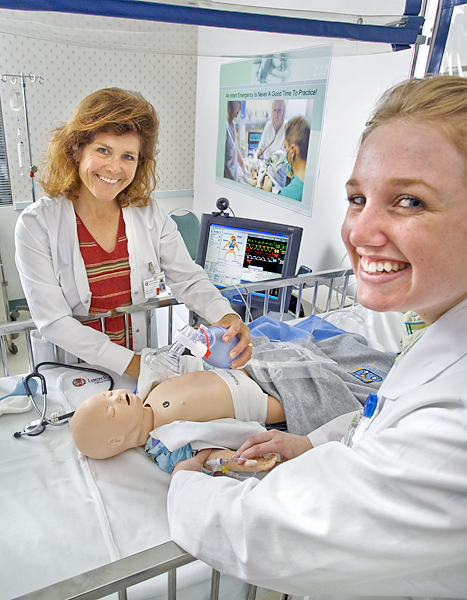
[257,120,285,160]
[15,196,232,375]
[168,299,467,600]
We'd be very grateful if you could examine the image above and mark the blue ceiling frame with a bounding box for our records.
[427,0,467,73]
[0,0,425,48]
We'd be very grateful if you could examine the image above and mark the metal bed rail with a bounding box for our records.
[0,295,184,378]
[0,268,354,377]
[221,267,354,323]
[12,541,291,600]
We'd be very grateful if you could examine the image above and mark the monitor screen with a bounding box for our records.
[247,131,262,155]
[196,213,303,311]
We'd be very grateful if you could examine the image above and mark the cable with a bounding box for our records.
[231,282,254,323]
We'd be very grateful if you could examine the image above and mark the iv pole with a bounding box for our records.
[1,72,44,203]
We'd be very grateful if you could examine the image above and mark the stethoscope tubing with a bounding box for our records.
[15,362,114,438]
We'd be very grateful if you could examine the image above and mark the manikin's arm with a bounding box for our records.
[203,448,277,473]
[170,448,277,478]
[172,431,309,478]
[147,441,278,475]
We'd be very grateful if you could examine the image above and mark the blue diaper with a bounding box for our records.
[145,435,196,473]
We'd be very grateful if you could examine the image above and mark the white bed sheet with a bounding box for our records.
[0,367,252,600]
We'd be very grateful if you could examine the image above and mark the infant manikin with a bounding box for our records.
[70,351,284,475]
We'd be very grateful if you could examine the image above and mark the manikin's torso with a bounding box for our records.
[144,370,235,428]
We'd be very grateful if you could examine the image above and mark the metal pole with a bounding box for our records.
[210,569,221,600]
[424,0,444,74]
[19,73,36,202]
[409,0,430,77]
[168,568,177,600]
[1,72,43,204]
[0,335,9,377]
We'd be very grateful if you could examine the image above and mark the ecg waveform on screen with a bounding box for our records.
[244,236,287,273]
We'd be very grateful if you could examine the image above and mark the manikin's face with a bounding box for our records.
[89,389,143,436]
[272,101,284,130]
[78,132,140,204]
[342,120,467,325]
[71,389,146,458]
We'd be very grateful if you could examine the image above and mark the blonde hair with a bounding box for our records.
[362,76,467,164]
[40,88,159,207]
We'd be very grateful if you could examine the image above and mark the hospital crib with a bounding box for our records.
[0,268,354,600]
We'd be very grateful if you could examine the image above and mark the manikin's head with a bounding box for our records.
[70,389,150,459]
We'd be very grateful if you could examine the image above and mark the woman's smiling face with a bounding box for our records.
[78,132,140,204]
[341,119,467,325]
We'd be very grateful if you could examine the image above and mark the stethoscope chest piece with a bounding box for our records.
[23,420,46,436]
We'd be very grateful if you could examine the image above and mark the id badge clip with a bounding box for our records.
[143,264,167,300]
[343,393,378,447]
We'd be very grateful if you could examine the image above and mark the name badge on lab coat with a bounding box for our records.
[143,271,167,300]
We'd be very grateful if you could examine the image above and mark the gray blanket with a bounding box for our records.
[245,333,397,435]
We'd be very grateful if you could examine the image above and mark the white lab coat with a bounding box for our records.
[168,299,467,600]
[15,196,232,375]
[257,120,285,160]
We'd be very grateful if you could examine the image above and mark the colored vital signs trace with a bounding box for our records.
[243,236,287,274]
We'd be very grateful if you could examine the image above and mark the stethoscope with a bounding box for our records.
[14,362,114,438]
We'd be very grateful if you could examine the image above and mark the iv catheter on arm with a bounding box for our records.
[205,456,258,480]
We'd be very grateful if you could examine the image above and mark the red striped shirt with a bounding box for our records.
[76,210,133,349]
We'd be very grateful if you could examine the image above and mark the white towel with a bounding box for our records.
[150,418,267,451]
[0,394,32,415]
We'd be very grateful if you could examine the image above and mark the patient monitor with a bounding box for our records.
[196,213,302,314]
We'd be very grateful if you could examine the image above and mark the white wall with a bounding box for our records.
[0,27,197,303]
[193,47,413,273]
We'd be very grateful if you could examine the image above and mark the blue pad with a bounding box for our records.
[249,315,348,343]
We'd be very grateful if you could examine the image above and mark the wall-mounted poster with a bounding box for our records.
[217,46,332,216]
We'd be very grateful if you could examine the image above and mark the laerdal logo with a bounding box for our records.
[88,376,108,384]
[72,378,87,387]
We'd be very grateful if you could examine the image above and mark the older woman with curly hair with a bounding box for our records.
[15,88,251,379]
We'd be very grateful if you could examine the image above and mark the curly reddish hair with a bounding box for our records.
[40,87,159,206]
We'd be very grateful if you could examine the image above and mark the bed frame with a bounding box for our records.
[0,268,354,600]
